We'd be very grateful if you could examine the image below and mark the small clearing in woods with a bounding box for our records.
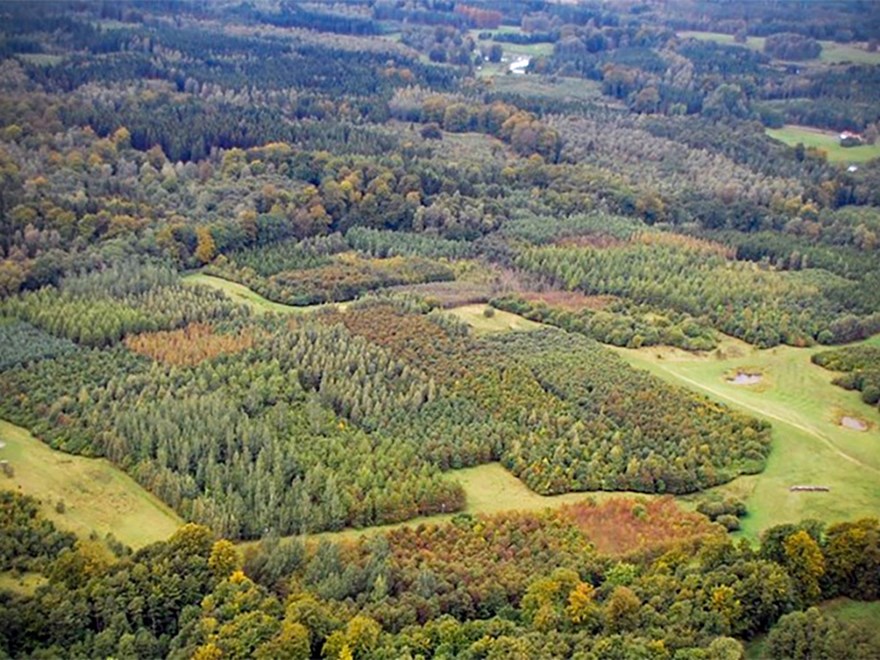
[0,419,181,548]
[447,304,544,334]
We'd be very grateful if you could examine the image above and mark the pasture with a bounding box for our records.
[767,125,880,163]
[0,420,181,548]
[615,335,880,540]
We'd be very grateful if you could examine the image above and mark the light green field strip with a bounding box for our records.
[614,337,880,539]
[767,125,880,164]
[446,304,545,334]
[182,272,338,315]
[0,420,181,549]
[0,571,47,597]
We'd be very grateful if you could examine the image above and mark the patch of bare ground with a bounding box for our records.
[728,372,763,385]
[840,415,868,431]
[519,290,616,311]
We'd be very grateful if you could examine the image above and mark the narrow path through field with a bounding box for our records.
[652,363,880,476]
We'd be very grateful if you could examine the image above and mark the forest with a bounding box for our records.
[1,493,879,658]
[0,0,879,657]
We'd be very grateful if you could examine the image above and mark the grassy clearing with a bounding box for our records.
[0,420,181,549]
[678,30,880,65]
[821,597,880,627]
[678,30,766,51]
[424,129,509,166]
[446,303,544,334]
[818,41,880,64]
[0,571,47,596]
[485,74,604,103]
[182,272,339,315]
[767,125,880,163]
[614,336,880,541]
[471,28,554,59]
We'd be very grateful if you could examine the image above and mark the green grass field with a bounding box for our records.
[821,597,880,628]
[182,272,340,315]
[446,304,544,334]
[484,74,605,104]
[0,420,181,548]
[0,571,47,597]
[615,336,880,541]
[767,125,880,164]
[470,28,555,59]
[678,30,880,65]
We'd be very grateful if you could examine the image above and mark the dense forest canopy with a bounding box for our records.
[1,0,879,657]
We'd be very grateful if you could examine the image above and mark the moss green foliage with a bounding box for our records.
[516,233,878,347]
[224,233,347,277]
[812,345,880,409]
[488,330,770,494]
[0,262,248,347]
[0,314,464,538]
[0,319,78,370]
[346,226,475,259]
[3,500,878,659]
[0,491,75,572]
[697,496,748,531]
[498,212,643,245]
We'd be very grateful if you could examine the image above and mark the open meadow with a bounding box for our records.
[767,125,880,163]
[615,335,880,540]
[0,420,181,549]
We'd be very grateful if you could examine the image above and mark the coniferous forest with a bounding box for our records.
[1,0,880,658]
